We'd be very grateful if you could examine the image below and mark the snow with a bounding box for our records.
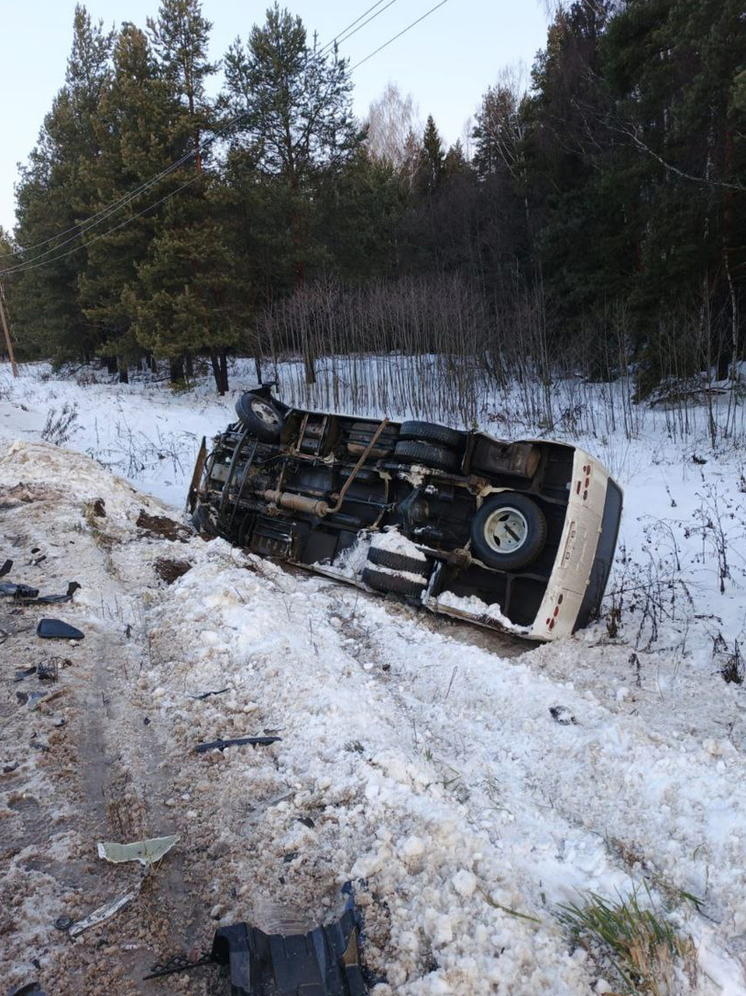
[1,359,746,995]
[370,528,428,562]
[433,590,531,635]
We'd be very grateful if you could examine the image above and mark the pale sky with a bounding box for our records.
[0,0,550,234]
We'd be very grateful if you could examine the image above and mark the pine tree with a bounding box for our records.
[129,0,240,391]
[10,6,114,363]
[148,0,216,172]
[77,22,181,380]
[133,182,246,394]
[416,116,446,195]
[222,4,361,288]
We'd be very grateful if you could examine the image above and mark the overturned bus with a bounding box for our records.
[188,386,622,641]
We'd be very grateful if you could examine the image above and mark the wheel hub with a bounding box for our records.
[483,506,529,554]
[251,399,281,429]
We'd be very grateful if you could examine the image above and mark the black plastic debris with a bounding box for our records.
[549,705,577,725]
[8,983,48,996]
[14,667,37,682]
[36,659,59,681]
[194,736,281,754]
[54,915,73,932]
[0,581,40,599]
[37,619,84,641]
[1,580,80,604]
[0,559,12,578]
[210,905,365,996]
[145,895,365,996]
[33,582,81,605]
[189,688,229,701]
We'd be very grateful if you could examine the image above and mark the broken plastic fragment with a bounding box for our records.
[97,834,179,867]
[37,658,59,681]
[37,618,84,640]
[194,735,281,753]
[68,885,140,937]
[189,687,229,700]
[14,666,37,682]
[8,983,48,996]
[549,705,577,725]
[33,582,81,604]
[0,581,40,598]
[145,887,366,995]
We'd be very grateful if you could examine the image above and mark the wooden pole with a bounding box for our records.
[0,281,17,378]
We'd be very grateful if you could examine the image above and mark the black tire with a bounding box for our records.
[367,547,429,575]
[470,493,547,571]
[362,566,426,598]
[235,393,284,442]
[399,420,464,450]
[393,439,461,472]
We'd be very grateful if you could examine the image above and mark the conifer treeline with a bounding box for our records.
[1,0,744,395]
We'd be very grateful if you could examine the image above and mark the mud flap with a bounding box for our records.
[210,904,365,996]
[187,436,207,512]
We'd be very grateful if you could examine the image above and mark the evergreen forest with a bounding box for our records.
[0,0,744,400]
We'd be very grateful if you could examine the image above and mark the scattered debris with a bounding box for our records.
[33,581,81,604]
[298,816,316,828]
[0,580,80,603]
[37,658,59,681]
[8,983,48,996]
[144,951,215,982]
[154,557,192,583]
[0,558,12,577]
[36,618,84,640]
[3,760,19,774]
[54,915,74,932]
[0,581,40,599]
[97,834,179,867]
[145,891,365,996]
[194,736,281,754]
[14,666,37,682]
[549,705,577,725]
[68,885,140,937]
[189,688,229,701]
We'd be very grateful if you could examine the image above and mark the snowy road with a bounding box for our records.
[0,439,745,995]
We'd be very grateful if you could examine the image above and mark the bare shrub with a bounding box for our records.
[40,402,79,446]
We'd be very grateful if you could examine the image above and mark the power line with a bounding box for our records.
[2,0,452,277]
[1,0,390,267]
[318,0,386,54]
[351,0,453,70]
[319,0,402,56]
[1,173,201,277]
[0,111,247,267]
[0,147,192,261]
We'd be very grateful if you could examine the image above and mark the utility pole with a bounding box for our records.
[0,281,17,378]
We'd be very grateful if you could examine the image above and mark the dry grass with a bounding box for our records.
[557,888,696,995]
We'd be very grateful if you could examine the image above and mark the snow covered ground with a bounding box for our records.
[1,360,746,995]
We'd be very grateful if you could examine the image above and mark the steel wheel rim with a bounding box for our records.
[251,399,281,429]
[483,507,529,554]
